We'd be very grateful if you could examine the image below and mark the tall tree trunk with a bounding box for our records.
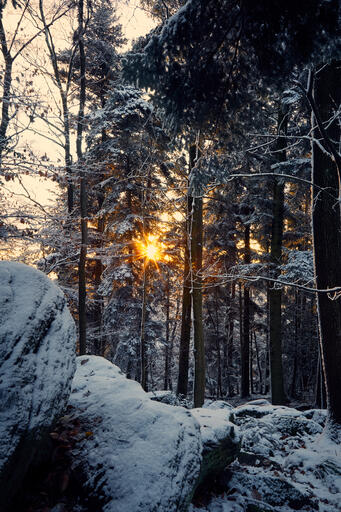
[269,104,288,405]
[315,344,327,409]
[91,194,105,355]
[239,281,243,395]
[311,61,341,433]
[169,297,180,392]
[0,48,12,168]
[177,154,193,397]
[77,0,87,355]
[140,261,149,391]
[164,270,171,390]
[290,289,299,399]
[241,224,250,398]
[39,0,74,213]
[263,283,270,395]
[253,330,262,393]
[214,289,223,398]
[226,313,234,396]
[176,224,192,395]
[188,142,205,407]
[191,189,205,407]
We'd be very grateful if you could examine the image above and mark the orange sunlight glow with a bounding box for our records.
[136,234,163,263]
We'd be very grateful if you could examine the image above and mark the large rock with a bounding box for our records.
[233,402,323,458]
[221,469,318,510]
[191,408,240,487]
[69,356,202,512]
[0,261,76,509]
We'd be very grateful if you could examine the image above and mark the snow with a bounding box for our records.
[0,261,76,503]
[192,401,341,512]
[203,399,233,410]
[280,250,314,284]
[191,408,239,447]
[69,356,202,512]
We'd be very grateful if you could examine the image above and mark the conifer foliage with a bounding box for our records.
[1,0,341,441]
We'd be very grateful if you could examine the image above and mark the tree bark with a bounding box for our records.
[253,330,262,394]
[77,0,87,355]
[191,191,205,407]
[241,224,250,398]
[187,143,206,407]
[311,61,341,432]
[176,222,192,396]
[269,104,288,405]
[39,0,74,213]
[164,269,171,390]
[177,153,193,397]
[214,289,223,398]
[0,45,12,168]
[140,261,148,391]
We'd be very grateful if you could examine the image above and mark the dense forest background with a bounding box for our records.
[1,0,341,438]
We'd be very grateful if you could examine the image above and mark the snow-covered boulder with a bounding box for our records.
[69,356,202,512]
[147,389,191,407]
[233,403,323,457]
[191,408,240,487]
[191,403,339,512]
[221,469,318,510]
[203,399,233,410]
[0,261,76,510]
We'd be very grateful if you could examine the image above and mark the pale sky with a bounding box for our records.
[4,0,156,208]
[119,0,155,46]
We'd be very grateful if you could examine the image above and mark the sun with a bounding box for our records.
[136,234,162,262]
[145,242,160,261]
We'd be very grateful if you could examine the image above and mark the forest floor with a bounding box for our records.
[191,400,341,512]
[10,398,341,512]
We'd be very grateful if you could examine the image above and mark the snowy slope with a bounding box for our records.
[69,356,202,512]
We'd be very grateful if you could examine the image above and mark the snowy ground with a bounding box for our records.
[191,401,341,512]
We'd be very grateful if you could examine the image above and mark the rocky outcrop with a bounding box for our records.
[221,469,318,510]
[233,402,323,458]
[206,400,337,512]
[191,408,240,488]
[69,357,240,512]
[203,399,233,410]
[0,262,76,510]
[69,356,202,512]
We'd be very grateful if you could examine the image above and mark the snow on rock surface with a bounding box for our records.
[234,403,323,457]
[192,401,341,512]
[221,468,318,510]
[0,261,76,510]
[147,389,191,407]
[69,356,202,512]
[191,408,240,488]
[203,400,233,410]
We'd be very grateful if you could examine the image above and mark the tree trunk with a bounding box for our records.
[0,51,12,168]
[253,330,262,394]
[241,224,250,398]
[315,345,327,409]
[177,153,194,397]
[190,144,205,407]
[269,104,288,405]
[191,192,205,407]
[92,197,105,355]
[169,297,180,392]
[290,289,299,399]
[311,61,341,433]
[176,223,192,396]
[164,270,170,390]
[140,261,149,391]
[214,290,223,398]
[77,0,87,355]
[39,0,74,213]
